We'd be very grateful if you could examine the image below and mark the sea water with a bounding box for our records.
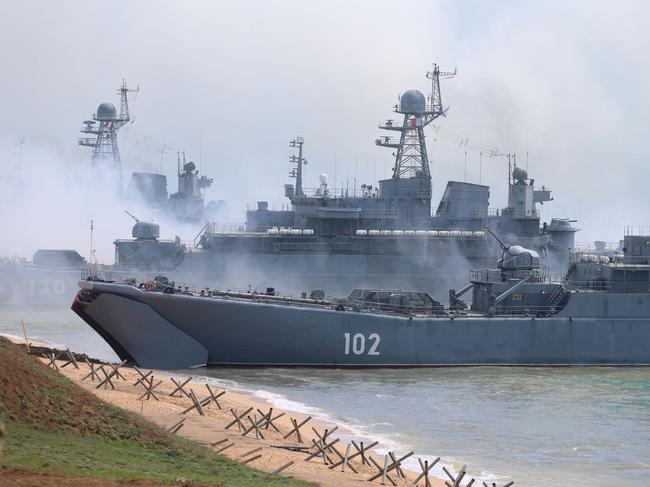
[2,308,649,486]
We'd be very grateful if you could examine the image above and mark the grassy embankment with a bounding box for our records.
[0,338,312,486]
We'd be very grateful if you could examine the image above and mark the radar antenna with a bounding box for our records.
[376,64,456,180]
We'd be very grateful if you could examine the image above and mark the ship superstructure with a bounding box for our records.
[243,66,574,249]
[128,152,220,222]
[78,81,223,222]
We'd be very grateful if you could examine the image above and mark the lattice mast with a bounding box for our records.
[79,79,139,171]
[289,137,307,197]
[376,64,456,179]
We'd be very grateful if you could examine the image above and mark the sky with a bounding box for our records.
[1,0,649,260]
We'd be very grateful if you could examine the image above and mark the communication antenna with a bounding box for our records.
[158,144,170,174]
[116,79,140,130]
[89,220,94,264]
[459,138,503,184]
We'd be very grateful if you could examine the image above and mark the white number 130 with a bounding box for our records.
[344,333,380,356]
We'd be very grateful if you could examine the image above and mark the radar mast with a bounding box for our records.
[376,64,456,180]
[78,80,139,176]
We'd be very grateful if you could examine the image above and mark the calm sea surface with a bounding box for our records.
[2,307,649,486]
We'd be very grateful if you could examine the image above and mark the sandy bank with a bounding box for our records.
[38,355,451,486]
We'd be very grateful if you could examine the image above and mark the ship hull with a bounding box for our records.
[0,265,83,307]
[72,281,650,369]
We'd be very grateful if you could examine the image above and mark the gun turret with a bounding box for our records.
[125,210,160,240]
[487,227,540,271]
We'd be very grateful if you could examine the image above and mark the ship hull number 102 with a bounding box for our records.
[343,332,380,356]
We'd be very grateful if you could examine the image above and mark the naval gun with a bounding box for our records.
[449,227,544,314]
[125,210,160,240]
[488,226,540,274]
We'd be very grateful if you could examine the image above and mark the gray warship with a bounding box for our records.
[114,65,577,297]
[1,66,578,305]
[72,229,650,369]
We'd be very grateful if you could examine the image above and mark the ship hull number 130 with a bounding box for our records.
[344,333,380,356]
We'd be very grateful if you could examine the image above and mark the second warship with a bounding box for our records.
[1,66,579,306]
[115,65,578,297]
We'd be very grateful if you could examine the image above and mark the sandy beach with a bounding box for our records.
[3,335,453,487]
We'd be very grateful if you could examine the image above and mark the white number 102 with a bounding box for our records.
[344,333,380,356]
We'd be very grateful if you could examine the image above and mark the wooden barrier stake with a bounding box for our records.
[59,349,79,369]
[170,376,192,397]
[443,465,474,487]
[210,438,229,448]
[256,407,284,432]
[351,440,372,467]
[242,454,262,464]
[271,460,294,475]
[167,418,186,434]
[95,360,127,389]
[203,384,226,409]
[179,389,205,416]
[180,386,225,414]
[368,455,397,487]
[382,454,390,485]
[482,483,514,487]
[341,443,352,472]
[329,440,378,470]
[242,415,264,440]
[138,376,163,401]
[225,407,253,430]
[97,366,116,390]
[239,446,263,459]
[389,451,406,478]
[21,320,30,353]
[414,457,440,486]
[304,438,339,464]
[47,353,58,370]
[109,362,127,380]
[82,359,100,382]
[283,416,311,443]
[133,368,153,388]
[368,451,413,484]
[216,442,234,454]
[311,427,347,467]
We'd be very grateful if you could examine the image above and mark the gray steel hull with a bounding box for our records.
[72,282,650,369]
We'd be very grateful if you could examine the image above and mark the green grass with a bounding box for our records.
[3,422,312,486]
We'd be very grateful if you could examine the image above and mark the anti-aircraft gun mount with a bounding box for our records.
[124,210,160,240]
[448,227,568,316]
[114,211,185,270]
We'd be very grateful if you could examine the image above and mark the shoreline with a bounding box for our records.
[1,333,500,486]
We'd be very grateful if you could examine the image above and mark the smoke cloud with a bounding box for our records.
[1,0,649,262]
